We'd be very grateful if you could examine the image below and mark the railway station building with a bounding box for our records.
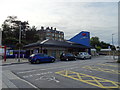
[24,31,91,59]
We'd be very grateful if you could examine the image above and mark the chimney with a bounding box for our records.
[51,27,53,30]
[54,28,56,31]
[41,26,44,30]
[46,27,50,30]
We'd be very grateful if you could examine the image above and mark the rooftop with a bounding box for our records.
[24,39,90,49]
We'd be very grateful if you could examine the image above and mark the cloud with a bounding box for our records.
[0,1,118,46]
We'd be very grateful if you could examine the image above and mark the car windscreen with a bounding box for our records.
[43,54,48,57]
[65,54,74,56]
[37,54,48,57]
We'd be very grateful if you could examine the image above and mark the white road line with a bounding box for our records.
[17,70,36,74]
[35,76,60,83]
[18,77,39,89]
[3,70,39,89]
[17,64,79,74]
[23,72,53,78]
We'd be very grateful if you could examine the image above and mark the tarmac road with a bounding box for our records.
[2,56,120,89]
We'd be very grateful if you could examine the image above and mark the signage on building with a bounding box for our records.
[69,31,90,47]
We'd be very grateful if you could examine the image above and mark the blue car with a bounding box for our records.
[28,53,55,64]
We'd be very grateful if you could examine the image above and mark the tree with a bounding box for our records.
[25,26,38,44]
[100,41,112,49]
[90,37,101,48]
[95,46,101,53]
[2,16,30,48]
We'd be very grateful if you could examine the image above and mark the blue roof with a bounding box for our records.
[69,31,90,47]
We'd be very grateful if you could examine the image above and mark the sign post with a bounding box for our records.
[0,46,6,62]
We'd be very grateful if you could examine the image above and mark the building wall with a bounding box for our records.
[26,46,67,59]
[37,27,64,41]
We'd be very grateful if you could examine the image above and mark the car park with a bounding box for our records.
[76,52,91,60]
[28,53,55,64]
[60,53,76,61]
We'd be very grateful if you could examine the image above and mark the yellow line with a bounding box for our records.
[55,70,120,88]
[82,66,120,74]
[92,77,104,88]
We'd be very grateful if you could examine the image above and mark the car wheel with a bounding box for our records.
[66,58,68,61]
[74,58,77,60]
[51,59,55,63]
[36,59,40,64]
[30,62,34,64]
[83,57,86,60]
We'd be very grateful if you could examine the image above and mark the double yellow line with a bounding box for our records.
[82,66,120,74]
[55,70,120,88]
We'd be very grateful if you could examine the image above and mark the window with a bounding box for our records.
[47,30,50,32]
[52,33,54,36]
[46,37,50,39]
[38,54,44,57]
[43,54,48,57]
[46,33,51,36]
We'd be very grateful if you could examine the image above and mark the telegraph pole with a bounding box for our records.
[112,34,115,60]
[12,21,22,62]
[18,22,21,62]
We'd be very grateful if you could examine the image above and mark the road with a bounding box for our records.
[2,56,120,89]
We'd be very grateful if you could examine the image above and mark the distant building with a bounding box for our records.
[37,26,64,41]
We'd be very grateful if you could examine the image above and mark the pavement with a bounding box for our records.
[1,58,38,89]
[1,58,29,66]
[1,55,119,66]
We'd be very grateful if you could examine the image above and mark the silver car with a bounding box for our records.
[77,52,91,60]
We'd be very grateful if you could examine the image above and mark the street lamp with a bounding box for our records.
[112,34,115,60]
[112,34,114,46]
[12,21,22,62]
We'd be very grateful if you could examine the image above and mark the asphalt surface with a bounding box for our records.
[2,56,120,89]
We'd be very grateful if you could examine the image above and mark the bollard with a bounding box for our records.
[23,54,24,60]
[15,54,17,61]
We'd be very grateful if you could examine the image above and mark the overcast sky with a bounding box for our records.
[0,0,119,46]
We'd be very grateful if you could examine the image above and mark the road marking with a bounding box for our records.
[23,72,53,78]
[36,76,60,83]
[3,70,39,89]
[18,77,39,89]
[82,66,120,74]
[97,64,119,67]
[17,64,79,74]
[55,70,120,88]
[17,70,37,74]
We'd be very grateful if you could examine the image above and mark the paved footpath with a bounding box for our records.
[1,58,31,89]
[2,58,28,66]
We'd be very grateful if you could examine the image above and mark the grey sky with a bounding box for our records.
[0,0,119,46]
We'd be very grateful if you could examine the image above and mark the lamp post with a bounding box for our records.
[112,34,114,46]
[18,21,21,62]
[112,34,115,60]
[12,21,22,62]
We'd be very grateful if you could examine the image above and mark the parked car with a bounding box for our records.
[28,53,55,64]
[77,52,91,60]
[60,53,76,61]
